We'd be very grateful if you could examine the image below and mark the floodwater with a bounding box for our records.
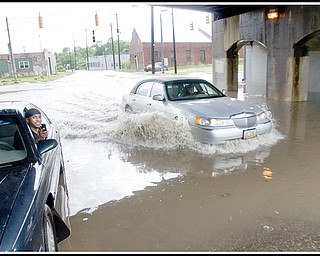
[0,70,319,252]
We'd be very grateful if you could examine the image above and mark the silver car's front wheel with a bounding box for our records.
[43,204,58,251]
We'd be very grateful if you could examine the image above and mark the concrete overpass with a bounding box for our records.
[163,4,320,102]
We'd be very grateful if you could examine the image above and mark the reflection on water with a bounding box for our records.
[62,136,276,216]
[62,139,181,216]
[118,143,273,176]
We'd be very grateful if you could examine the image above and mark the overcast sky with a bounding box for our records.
[0,2,212,54]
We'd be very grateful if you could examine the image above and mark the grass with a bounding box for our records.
[0,64,216,86]
[0,71,73,86]
[167,64,212,75]
[123,64,213,75]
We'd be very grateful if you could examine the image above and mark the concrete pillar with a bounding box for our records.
[212,16,240,91]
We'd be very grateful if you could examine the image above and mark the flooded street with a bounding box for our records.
[1,70,319,252]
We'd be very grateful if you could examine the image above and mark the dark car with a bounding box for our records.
[0,101,70,251]
[120,76,272,144]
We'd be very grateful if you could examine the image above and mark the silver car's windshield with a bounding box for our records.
[165,80,224,101]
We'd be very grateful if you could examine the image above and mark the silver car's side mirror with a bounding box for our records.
[152,94,165,101]
[221,89,227,96]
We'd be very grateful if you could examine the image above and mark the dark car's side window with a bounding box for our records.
[136,82,153,97]
[0,123,18,149]
[0,117,27,165]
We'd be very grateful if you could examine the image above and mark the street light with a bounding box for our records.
[110,23,116,70]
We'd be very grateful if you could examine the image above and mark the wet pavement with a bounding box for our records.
[0,70,319,252]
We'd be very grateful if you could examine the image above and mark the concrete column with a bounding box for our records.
[212,16,240,91]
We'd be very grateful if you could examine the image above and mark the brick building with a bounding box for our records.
[129,28,212,71]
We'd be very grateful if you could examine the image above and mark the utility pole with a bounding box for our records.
[172,8,177,74]
[160,10,165,73]
[151,5,155,74]
[6,17,18,83]
[116,14,121,70]
[110,23,116,70]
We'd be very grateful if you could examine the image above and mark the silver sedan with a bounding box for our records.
[120,76,272,144]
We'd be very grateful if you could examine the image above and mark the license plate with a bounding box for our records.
[243,129,257,139]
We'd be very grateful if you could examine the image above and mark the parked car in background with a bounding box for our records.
[120,77,272,144]
[0,101,70,251]
[144,62,163,72]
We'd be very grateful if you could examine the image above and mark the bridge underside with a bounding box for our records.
[161,5,320,102]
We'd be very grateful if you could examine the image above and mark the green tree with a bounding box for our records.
[56,40,130,71]
[56,47,74,71]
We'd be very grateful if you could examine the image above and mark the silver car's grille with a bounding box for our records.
[231,113,257,128]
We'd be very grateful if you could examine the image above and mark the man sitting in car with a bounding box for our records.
[182,84,198,97]
[24,108,48,144]
[14,108,48,149]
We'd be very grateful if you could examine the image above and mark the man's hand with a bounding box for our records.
[39,129,48,140]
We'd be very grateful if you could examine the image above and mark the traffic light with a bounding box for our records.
[92,30,95,42]
[190,22,194,30]
[38,13,43,28]
[7,56,10,64]
[95,11,99,26]
[206,15,210,24]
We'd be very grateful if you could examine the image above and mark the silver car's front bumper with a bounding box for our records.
[190,121,272,144]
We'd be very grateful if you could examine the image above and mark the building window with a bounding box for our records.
[200,50,205,62]
[19,61,29,69]
[186,50,191,62]
[90,62,100,68]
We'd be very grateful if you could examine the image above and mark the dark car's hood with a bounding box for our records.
[0,165,29,241]
[173,97,264,118]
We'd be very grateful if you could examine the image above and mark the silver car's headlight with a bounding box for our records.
[256,111,270,122]
[195,117,234,127]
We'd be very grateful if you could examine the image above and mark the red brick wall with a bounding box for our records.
[130,29,212,70]
[137,42,212,68]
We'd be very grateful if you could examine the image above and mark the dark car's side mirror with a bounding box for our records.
[37,139,58,155]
